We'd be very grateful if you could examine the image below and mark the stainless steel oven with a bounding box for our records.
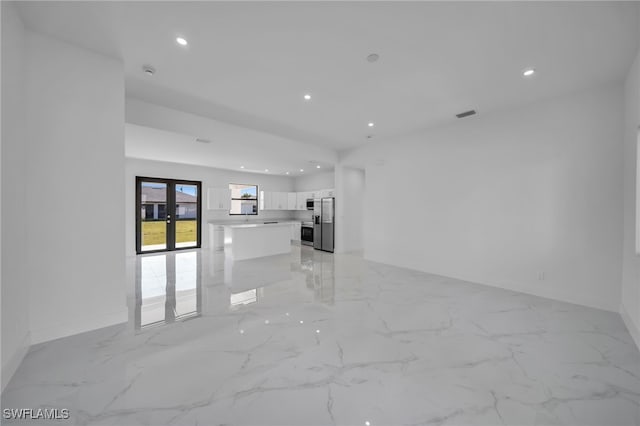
[301,222,313,246]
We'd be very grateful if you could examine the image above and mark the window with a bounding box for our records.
[142,204,154,220]
[157,204,166,220]
[229,183,258,215]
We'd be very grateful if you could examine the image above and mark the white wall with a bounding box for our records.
[293,170,335,192]
[1,2,30,391]
[621,43,640,345]
[342,83,624,312]
[125,158,296,255]
[24,31,127,344]
[339,167,365,253]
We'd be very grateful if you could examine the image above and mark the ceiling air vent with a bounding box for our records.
[195,138,211,143]
[456,110,477,119]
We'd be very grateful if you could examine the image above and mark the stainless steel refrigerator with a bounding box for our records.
[313,197,334,252]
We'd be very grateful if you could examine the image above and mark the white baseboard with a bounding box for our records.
[30,308,128,345]
[1,331,30,392]
[620,302,640,352]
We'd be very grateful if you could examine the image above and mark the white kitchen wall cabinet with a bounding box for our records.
[262,191,274,210]
[260,191,287,210]
[288,192,297,210]
[277,192,288,210]
[207,188,231,210]
[259,189,335,211]
[296,192,306,210]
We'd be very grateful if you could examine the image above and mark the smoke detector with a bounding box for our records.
[367,53,380,63]
[142,65,155,76]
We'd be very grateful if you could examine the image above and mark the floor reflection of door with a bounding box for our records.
[136,177,201,254]
[135,251,202,330]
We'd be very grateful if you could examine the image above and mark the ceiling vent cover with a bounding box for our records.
[195,138,211,143]
[456,110,477,119]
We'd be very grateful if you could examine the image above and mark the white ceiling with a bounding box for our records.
[125,98,337,176]
[15,1,640,156]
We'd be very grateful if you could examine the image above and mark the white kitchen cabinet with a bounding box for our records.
[207,188,231,210]
[287,192,297,210]
[260,191,287,210]
[320,188,335,198]
[277,192,288,210]
[262,191,274,210]
[260,190,334,211]
[296,192,307,210]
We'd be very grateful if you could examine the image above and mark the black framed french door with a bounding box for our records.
[136,177,202,254]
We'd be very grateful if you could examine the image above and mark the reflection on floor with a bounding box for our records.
[3,245,640,425]
[136,251,201,329]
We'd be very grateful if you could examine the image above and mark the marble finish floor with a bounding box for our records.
[3,246,640,425]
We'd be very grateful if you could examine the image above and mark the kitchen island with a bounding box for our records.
[223,222,292,260]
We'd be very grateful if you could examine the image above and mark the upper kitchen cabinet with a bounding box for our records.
[275,192,287,210]
[287,192,297,210]
[260,189,335,210]
[261,191,272,210]
[261,191,289,210]
[296,192,307,210]
[207,188,231,210]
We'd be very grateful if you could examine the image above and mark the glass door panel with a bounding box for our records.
[174,183,199,249]
[139,181,168,252]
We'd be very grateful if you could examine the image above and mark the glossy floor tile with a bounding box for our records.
[3,246,640,425]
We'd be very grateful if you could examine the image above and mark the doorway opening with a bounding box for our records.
[136,177,202,254]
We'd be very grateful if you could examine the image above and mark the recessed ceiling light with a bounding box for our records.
[303,94,311,101]
[285,171,290,175]
[522,68,536,77]
[176,37,188,46]
[265,169,269,172]
[368,122,375,127]
[240,165,244,169]
[300,169,304,172]
[316,165,321,169]
[367,53,379,63]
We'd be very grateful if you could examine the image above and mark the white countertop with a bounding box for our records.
[209,220,302,226]
[223,222,294,229]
